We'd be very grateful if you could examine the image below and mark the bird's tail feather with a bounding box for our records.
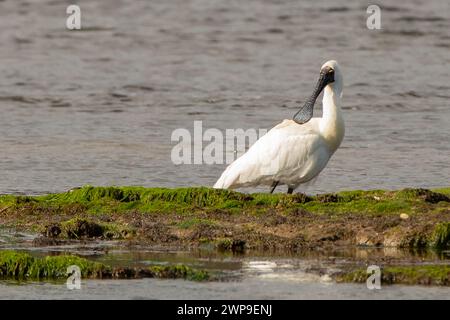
[213,163,240,189]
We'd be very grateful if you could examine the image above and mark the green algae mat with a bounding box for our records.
[0,186,449,250]
[0,251,209,281]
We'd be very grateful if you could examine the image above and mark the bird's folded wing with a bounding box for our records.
[214,121,325,188]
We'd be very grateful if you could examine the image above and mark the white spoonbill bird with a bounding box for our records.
[214,60,345,194]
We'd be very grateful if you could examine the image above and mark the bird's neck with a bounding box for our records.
[319,85,345,152]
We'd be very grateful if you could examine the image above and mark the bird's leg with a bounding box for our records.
[287,187,294,194]
[270,181,279,194]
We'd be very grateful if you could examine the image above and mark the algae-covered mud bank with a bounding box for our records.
[0,186,449,294]
[0,251,209,281]
[0,186,449,250]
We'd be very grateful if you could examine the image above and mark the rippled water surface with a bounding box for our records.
[3,278,450,300]
[0,0,449,195]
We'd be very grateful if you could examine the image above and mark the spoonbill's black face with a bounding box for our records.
[320,66,335,85]
[293,66,336,125]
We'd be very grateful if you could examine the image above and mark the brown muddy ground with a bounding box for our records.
[2,199,448,252]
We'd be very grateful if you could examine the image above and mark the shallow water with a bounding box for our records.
[3,278,450,300]
[1,228,450,300]
[0,0,449,195]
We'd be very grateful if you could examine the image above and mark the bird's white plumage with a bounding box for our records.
[214,60,345,192]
